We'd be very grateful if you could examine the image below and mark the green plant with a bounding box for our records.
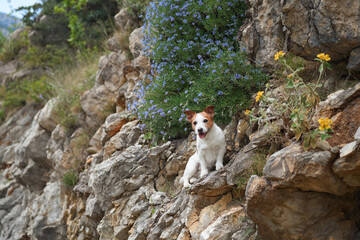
[248,52,333,150]
[63,171,78,187]
[132,0,268,141]
[0,32,6,50]
[16,3,43,27]
[0,30,29,62]
[54,0,118,49]
[0,109,5,124]
[21,45,72,69]
[52,51,100,133]
[24,76,55,103]
[236,148,267,190]
[0,76,54,113]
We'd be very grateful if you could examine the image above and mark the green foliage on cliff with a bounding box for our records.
[132,0,268,140]
[0,30,29,62]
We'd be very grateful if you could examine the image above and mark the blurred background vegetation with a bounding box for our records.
[0,0,148,124]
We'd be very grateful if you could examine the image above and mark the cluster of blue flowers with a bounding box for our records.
[129,0,267,140]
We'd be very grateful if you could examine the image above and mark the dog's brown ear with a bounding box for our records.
[203,106,215,118]
[184,110,196,122]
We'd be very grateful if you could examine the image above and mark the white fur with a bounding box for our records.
[182,114,226,188]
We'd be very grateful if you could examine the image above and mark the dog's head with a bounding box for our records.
[184,106,215,139]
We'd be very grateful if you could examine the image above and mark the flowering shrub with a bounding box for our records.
[247,52,332,150]
[132,0,268,140]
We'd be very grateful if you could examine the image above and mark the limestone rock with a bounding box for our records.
[189,169,230,197]
[333,149,360,187]
[89,143,170,210]
[246,176,359,240]
[46,124,67,166]
[318,82,360,111]
[103,120,141,158]
[240,0,360,68]
[106,33,123,52]
[16,121,51,167]
[200,206,253,240]
[339,141,358,158]
[129,28,145,59]
[81,51,130,128]
[0,103,41,145]
[37,98,58,132]
[114,8,137,32]
[263,143,354,195]
[355,126,360,141]
[0,186,30,240]
[87,124,105,154]
[28,180,67,240]
[347,47,360,72]
[103,111,131,142]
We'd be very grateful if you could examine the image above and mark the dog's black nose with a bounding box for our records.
[198,128,203,133]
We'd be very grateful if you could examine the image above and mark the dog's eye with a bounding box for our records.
[193,121,197,125]
[203,119,208,123]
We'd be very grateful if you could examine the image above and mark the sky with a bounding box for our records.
[0,0,41,18]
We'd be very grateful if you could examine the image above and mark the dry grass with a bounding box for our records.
[50,50,105,133]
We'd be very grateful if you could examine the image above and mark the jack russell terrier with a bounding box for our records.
[181,106,226,188]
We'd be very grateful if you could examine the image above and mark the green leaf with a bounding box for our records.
[321,133,330,141]
[303,135,310,151]
[310,138,317,149]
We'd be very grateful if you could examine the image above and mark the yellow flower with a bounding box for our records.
[287,74,293,78]
[318,117,333,131]
[317,53,331,61]
[245,110,251,116]
[255,91,264,102]
[274,51,285,61]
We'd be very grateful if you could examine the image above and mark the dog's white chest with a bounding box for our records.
[200,144,220,165]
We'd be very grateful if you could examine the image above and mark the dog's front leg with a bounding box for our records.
[198,152,209,177]
[215,144,226,170]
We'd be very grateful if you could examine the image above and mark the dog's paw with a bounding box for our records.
[200,170,209,178]
[183,182,191,189]
[216,163,224,171]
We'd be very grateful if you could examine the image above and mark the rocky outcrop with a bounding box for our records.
[240,0,360,69]
[1,6,360,240]
[246,176,359,240]
[246,83,360,240]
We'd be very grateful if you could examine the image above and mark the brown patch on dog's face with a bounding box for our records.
[184,111,197,130]
[199,112,214,130]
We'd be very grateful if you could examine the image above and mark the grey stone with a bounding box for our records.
[16,121,52,169]
[333,148,360,187]
[81,51,130,128]
[347,47,360,72]
[263,143,354,195]
[129,28,145,58]
[89,143,169,210]
[46,124,66,166]
[240,0,360,68]
[200,206,252,240]
[37,98,58,132]
[28,181,67,240]
[150,192,169,205]
[355,127,360,141]
[0,103,40,145]
[246,176,359,240]
[85,195,104,220]
[339,141,358,158]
